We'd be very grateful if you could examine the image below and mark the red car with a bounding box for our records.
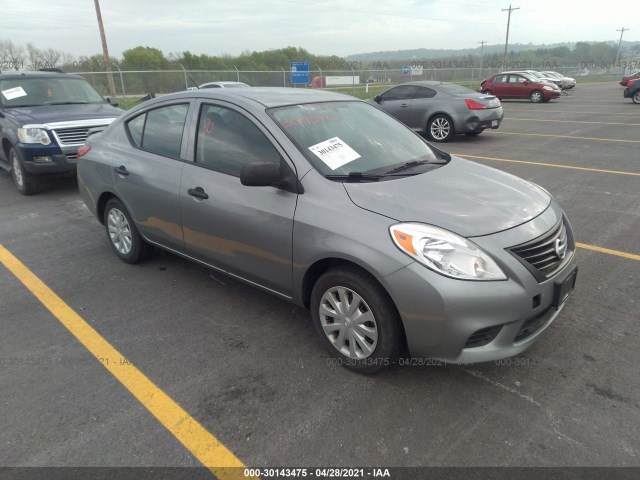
[480,72,561,103]
[620,71,640,86]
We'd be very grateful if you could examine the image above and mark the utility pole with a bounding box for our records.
[615,27,629,67]
[478,40,487,78]
[502,5,520,68]
[94,0,117,98]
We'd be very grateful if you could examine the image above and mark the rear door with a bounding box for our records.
[179,101,297,297]
[113,101,192,251]
[489,74,509,98]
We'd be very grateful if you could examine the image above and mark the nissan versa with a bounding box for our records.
[77,88,577,373]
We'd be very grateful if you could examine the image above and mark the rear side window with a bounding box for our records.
[125,104,189,159]
[413,87,436,99]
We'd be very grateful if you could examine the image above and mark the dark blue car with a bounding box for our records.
[0,70,123,194]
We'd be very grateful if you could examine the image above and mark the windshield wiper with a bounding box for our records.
[384,159,435,175]
[49,101,90,105]
[325,171,385,182]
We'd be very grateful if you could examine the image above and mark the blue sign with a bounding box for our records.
[291,61,310,85]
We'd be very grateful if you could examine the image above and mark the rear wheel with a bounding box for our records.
[427,114,455,142]
[633,91,640,104]
[10,148,42,195]
[529,90,543,103]
[103,198,152,264]
[310,266,403,374]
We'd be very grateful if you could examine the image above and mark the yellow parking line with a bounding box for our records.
[576,243,640,261]
[452,153,640,177]
[507,118,640,126]
[0,244,253,480]
[488,131,640,143]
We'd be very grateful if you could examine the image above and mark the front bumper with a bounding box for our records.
[17,143,79,174]
[381,202,577,363]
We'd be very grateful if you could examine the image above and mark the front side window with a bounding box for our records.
[270,101,443,177]
[492,75,508,83]
[125,103,189,159]
[195,104,281,176]
[381,85,417,101]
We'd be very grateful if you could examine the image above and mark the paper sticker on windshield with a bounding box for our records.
[1,87,27,100]
[308,137,360,170]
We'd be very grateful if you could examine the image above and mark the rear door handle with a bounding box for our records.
[187,187,209,200]
[401,103,409,108]
[114,166,129,176]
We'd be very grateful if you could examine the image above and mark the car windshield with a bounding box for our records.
[0,77,105,107]
[224,83,249,88]
[269,101,443,177]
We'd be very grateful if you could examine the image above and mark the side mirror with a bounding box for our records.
[523,81,530,85]
[374,95,382,103]
[240,161,282,187]
[106,96,119,107]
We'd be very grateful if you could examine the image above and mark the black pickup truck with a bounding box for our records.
[0,70,123,194]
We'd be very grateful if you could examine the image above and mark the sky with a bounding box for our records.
[1,0,634,59]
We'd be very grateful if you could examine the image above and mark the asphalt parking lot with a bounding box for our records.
[1,81,639,478]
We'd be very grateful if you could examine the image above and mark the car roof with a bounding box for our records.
[0,70,80,80]
[143,87,357,109]
[199,81,250,87]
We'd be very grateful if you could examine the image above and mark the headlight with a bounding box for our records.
[18,128,51,145]
[390,223,507,281]
[542,86,555,91]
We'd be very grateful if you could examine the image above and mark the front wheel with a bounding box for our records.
[310,266,403,374]
[10,148,42,195]
[633,91,640,104]
[427,114,455,142]
[103,198,152,264]
[529,90,543,103]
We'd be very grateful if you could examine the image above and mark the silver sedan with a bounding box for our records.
[368,81,503,142]
[77,88,576,373]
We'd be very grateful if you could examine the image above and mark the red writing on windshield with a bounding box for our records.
[282,114,339,129]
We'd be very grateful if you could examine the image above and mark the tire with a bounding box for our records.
[465,130,483,137]
[310,266,403,374]
[529,90,543,103]
[633,91,640,104]
[426,114,455,142]
[103,198,152,264]
[10,148,42,195]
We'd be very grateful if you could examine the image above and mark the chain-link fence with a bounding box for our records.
[74,66,624,107]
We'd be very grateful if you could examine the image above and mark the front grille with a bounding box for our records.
[515,308,551,342]
[53,126,107,146]
[509,220,570,279]
[464,325,502,348]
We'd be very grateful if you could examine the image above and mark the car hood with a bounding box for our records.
[4,103,123,126]
[343,156,551,237]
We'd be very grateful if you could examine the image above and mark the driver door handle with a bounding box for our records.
[187,187,209,200]
[114,166,129,176]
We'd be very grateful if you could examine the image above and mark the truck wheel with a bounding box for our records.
[10,148,42,195]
